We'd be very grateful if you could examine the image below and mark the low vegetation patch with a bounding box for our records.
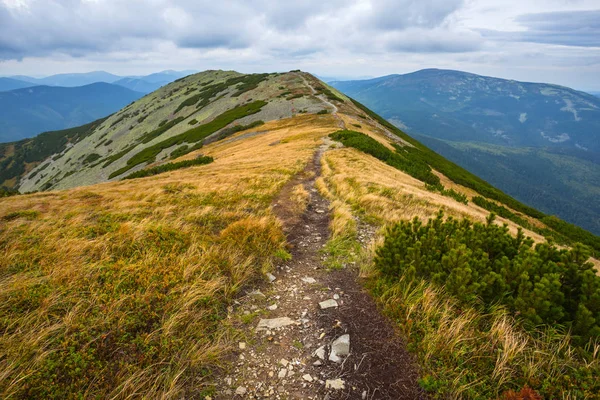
[314,84,344,102]
[348,99,600,255]
[330,130,441,187]
[82,153,101,165]
[122,156,214,180]
[0,118,105,187]
[371,211,600,398]
[109,101,267,179]
[376,211,600,346]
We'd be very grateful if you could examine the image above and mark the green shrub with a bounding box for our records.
[426,184,468,204]
[0,186,19,198]
[139,117,185,144]
[208,120,264,143]
[122,156,214,180]
[375,211,600,347]
[0,118,105,186]
[3,210,40,221]
[82,153,101,165]
[108,101,266,178]
[348,97,600,254]
[330,130,441,187]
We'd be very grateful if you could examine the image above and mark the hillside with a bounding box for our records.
[10,71,123,87]
[0,83,144,143]
[9,70,195,93]
[0,77,36,92]
[331,69,600,235]
[1,71,599,399]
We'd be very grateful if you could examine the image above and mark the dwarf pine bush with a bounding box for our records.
[375,211,600,347]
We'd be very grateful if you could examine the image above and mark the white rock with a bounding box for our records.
[235,386,247,395]
[256,317,295,331]
[267,304,278,311]
[319,299,338,309]
[249,290,266,298]
[279,358,289,367]
[333,294,340,300]
[302,374,314,382]
[313,360,322,366]
[329,334,350,363]
[301,277,317,284]
[238,342,246,350]
[267,273,276,282]
[313,345,327,360]
[278,369,287,378]
[325,379,345,390]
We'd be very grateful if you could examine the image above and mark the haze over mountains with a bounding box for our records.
[331,69,600,235]
[5,70,195,92]
[0,70,196,142]
[0,83,144,142]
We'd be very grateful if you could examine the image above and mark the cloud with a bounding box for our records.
[0,0,481,61]
[480,9,600,47]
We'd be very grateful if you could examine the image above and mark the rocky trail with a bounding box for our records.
[213,136,425,399]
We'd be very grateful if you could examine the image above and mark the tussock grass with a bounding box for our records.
[372,276,600,398]
[0,113,334,398]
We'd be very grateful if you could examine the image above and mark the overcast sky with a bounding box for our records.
[1,0,599,90]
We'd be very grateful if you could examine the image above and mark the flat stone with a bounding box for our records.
[319,299,338,309]
[315,209,325,214]
[329,334,350,363]
[238,342,246,350]
[333,294,340,300]
[235,386,247,395]
[313,345,327,360]
[267,304,278,311]
[302,374,314,382]
[279,358,289,367]
[325,379,345,390]
[249,290,266,298]
[267,273,276,282]
[278,369,287,378]
[256,317,295,331]
[301,277,317,284]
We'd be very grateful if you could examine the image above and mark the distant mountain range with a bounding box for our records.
[332,69,600,235]
[3,70,196,93]
[0,70,195,142]
[0,77,37,91]
[0,83,144,142]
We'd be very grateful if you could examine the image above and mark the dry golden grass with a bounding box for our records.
[320,147,545,242]
[0,114,337,399]
[375,276,599,398]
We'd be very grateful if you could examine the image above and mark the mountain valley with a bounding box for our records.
[331,69,600,235]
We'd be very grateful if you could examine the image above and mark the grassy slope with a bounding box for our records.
[18,71,326,193]
[315,113,600,398]
[415,135,600,236]
[0,113,334,398]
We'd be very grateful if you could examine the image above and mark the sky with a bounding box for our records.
[0,0,599,90]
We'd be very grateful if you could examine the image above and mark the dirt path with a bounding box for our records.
[213,139,425,399]
[296,73,344,128]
